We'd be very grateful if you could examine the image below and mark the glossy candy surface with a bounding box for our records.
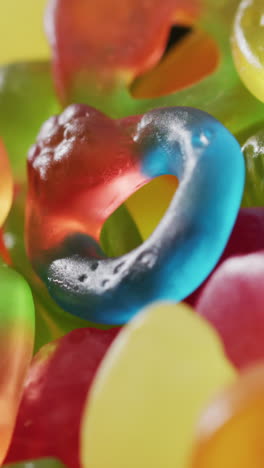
[5,183,137,353]
[5,327,119,468]
[186,207,264,306]
[26,105,244,324]
[43,0,264,142]
[0,139,12,227]
[197,252,264,370]
[81,303,235,468]
[242,129,264,207]
[0,265,35,464]
[45,0,199,104]
[232,0,264,103]
[191,364,264,467]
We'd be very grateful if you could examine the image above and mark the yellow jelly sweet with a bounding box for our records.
[0,139,13,227]
[191,363,264,468]
[232,0,264,102]
[0,0,49,65]
[81,303,236,468]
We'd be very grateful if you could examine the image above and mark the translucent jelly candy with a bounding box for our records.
[0,139,12,227]
[241,129,264,207]
[232,0,264,103]
[44,0,264,141]
[186,207,264,306]
[131,28,219,99]
[81,303,235,468]
[45,0,199,103]
[0,63,59,182]
[191,363,264,468]
[26,105,244,324]
[4,181,138,352]
[197,252,264,370]
[0,265,35,464]
[6,327,119,468]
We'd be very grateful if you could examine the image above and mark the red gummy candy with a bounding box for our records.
[26,104,147,264]
[5,327,119,468]
[45,0,199,101]
[196,251,264,371]
[186,207,264,306]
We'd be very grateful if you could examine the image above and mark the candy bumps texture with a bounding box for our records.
[26,105,244,324]
[26,103,145,264]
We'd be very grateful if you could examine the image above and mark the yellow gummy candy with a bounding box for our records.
[0,0,50,65]
[81,302,236,468]
[232,0,264,103]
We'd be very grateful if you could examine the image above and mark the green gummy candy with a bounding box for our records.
[3,458,67,467]
[0,62,60,182]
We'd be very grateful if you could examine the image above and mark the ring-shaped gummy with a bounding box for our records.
[30,107,245,324]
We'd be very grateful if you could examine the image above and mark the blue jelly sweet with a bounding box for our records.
[26,105,244,324]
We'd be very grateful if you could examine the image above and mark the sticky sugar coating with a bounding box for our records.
[197,252,264,371]
[191,364,264,468]
[81,303,235,468]
[0,139,12,227]
[0,265,35,464]
[232,0,264,103]
[5,327,119,468]
[26,104,244,324]
[186,207,264,306]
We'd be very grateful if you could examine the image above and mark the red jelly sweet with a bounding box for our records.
[45,0,199,102]
[196,251,264,370]
[186,207,264,306]
[5,327,119,468]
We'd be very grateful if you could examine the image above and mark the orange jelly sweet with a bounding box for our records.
[192,364,264,468]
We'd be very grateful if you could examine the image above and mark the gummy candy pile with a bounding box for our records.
[1,0,264,466]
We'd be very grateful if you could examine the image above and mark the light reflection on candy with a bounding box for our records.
[0,265,35,464]
[0,139,12,227]
[26,105,244,324]
[44,0,264,141]
[81,303,235,468]
[232,0,264,103]
[3,187,96,353]
[191,364,264,468]
[241,129,264,207]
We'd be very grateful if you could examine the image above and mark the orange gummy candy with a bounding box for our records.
[191,364,264,468]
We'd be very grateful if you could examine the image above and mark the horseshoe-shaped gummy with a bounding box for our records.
[26,105,244,324]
